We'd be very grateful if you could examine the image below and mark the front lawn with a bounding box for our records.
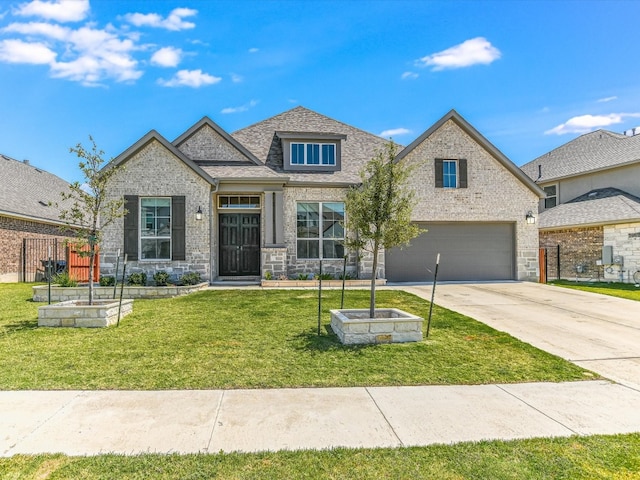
[0,283,592,389]
[2,434,638,479]
[550,280,640,302]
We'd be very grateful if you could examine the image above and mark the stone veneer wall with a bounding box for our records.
[539,226,604,280]
[398,119,540,281]
[603,222,640,282]
[0,216,70,282]
[101,139,212,281]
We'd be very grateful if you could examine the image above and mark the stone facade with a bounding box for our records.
[539,226,604,280]
[176,125,249,162]
[0,215,70,282]
[101,139,213,281]
[399,119,540,281]
[603,223,640,282]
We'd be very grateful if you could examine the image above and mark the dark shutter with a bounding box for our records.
[123,195,138,259]
[458,159,468,188]
[434,159,444,188]
[172,196,186,261]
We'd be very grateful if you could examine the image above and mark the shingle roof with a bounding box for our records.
[539,187,640,229]
[521,130,640,183]
[0,154,74,225]
[231,106,391,185]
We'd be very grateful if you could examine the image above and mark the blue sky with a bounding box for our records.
[1,0,639,183]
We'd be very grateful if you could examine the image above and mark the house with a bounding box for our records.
[521,130,640,282]
[100,107,542,283]
[0,154,74,282]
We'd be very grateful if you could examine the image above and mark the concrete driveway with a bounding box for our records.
[400,282,640,391]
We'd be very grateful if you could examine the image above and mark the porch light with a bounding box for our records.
[196,206,203,221]
[525,211,536,224]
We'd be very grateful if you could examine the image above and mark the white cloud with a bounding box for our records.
[597,96,618,103]
[158,69,221,88]
[4,21,69,40]
[401,71,418,80]
[221,99,258,114]
[124,7,197,31]
[248,47,259,53]
[14,0,89,22]
[545,113,640,135]
[379,128,412,138]
[230,73,243,83]
[416,37,501,71]
[150,46,182,67]
[0,38,56,63]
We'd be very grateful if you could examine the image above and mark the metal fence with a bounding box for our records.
[22,238,67,282]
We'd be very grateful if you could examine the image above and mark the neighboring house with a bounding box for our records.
[101,107,542,283]
[521,130,640,282]
[0,154,74,282]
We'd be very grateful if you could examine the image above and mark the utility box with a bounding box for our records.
[613,255,624,265]
[602,245,613,265]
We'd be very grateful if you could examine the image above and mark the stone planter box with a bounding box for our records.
[330,308,423,345]
[261,279,387,288]
[33,283,208,302]
[38,299,134,328]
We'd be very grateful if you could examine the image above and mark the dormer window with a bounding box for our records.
[291,143,336,166]
[278,131,345,172]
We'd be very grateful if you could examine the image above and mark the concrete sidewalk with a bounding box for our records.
[2,380,640,456]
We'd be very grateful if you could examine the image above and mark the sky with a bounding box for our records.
[0,0,639,183]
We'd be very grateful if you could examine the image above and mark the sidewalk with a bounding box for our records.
[3,380,640,456]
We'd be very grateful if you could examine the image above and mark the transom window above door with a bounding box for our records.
[218,195,261,209]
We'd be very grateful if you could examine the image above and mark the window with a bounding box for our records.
[443,160,457,188]
[297,202,345,259]
[435,158,467,189]
[218,195,260,209]
[140,197,171,260]
[291,143,336,166]
[543,185,557,209]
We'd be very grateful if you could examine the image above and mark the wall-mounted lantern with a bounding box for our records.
[525,211,536,224]
[196,206,203,221]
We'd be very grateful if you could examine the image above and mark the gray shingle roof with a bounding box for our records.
[0,154,74,225]
[231,106,391,185]
[521,130,640,183]
[539,187,640,229]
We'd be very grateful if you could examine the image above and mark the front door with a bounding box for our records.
[219,214,260,276]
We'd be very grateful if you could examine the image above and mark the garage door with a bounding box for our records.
[386,223,515,282]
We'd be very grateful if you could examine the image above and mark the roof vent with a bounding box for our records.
[23,159,30,165]
[38,200,48,206]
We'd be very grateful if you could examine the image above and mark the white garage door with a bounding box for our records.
[386,223,515,282]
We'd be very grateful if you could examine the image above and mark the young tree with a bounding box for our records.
[345,141,423,318]
[58,136,126,305]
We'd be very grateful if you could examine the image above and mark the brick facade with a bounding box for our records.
[101,139,212,281]
[399,119,540,281]
[0,215,70,282]
[539,226,604,280]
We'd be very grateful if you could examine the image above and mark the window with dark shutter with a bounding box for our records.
[434,159,444,188]
[123,195,138,259]
[171,196,186,261]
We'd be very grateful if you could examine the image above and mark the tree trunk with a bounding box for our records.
[88,247,94,306]
[369,241,379,318]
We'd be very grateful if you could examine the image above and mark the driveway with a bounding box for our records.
[399,282,640,391]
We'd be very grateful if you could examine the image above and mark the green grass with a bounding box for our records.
[0,283,592,390]
[550,280,640,302]
[1,434,639,479]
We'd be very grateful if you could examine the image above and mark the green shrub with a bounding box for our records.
[180,272,201,286]
[127,272,147,286]
[264,271,273,280]
[337,272,356,280]
[317,273,334,280]
[99,276,116,287]
[53,271,78,287]
[153,270,170,286]
[296,273,310,280]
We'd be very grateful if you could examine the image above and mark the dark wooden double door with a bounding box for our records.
[219,214,260,276]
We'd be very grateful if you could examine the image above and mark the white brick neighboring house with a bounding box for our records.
[521,129,640,283]
[101,107,543,283]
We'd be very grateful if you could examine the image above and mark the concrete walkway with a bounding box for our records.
[2,281,640,456]
[2,381,640,456]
